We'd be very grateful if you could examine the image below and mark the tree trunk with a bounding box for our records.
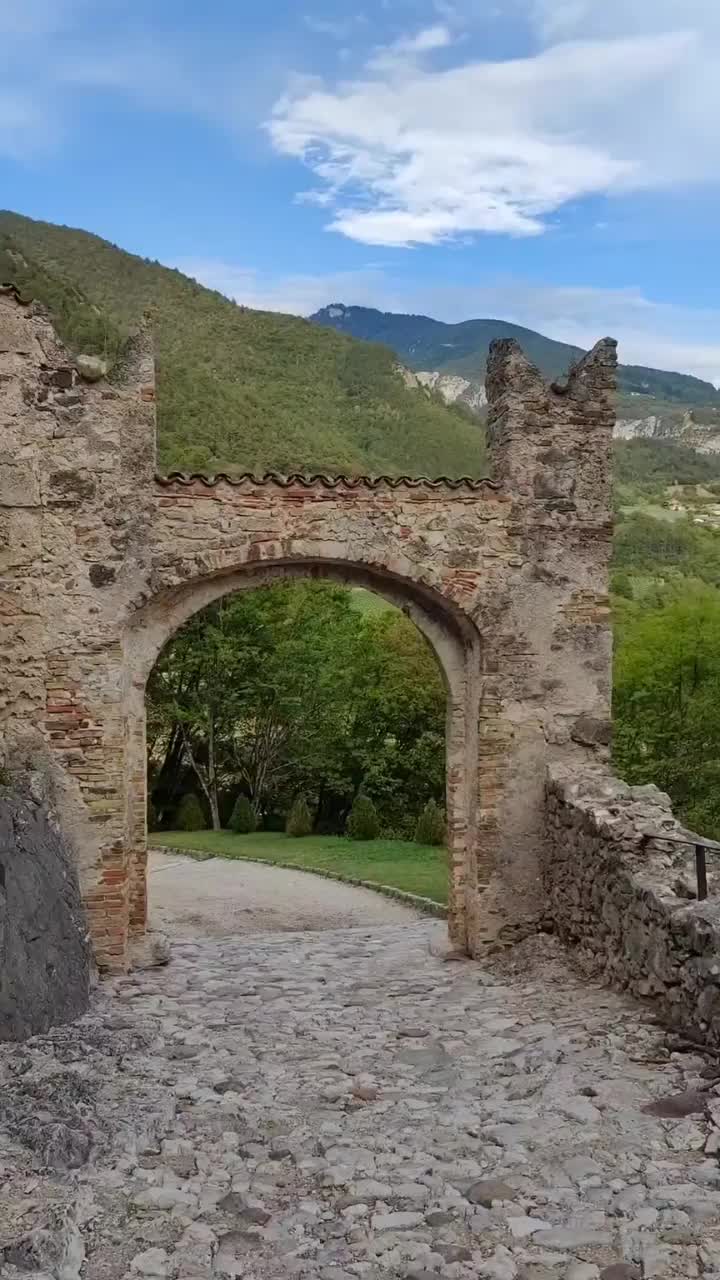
[180,723,221,830]
[150,723,186,816]
[207,714,222,831]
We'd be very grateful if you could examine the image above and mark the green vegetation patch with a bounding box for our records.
[152,830,449,904]
[0,211,485,479]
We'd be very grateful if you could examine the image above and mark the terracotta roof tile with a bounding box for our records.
[155,471,497,492]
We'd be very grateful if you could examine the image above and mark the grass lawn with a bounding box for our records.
[151,830,449,904]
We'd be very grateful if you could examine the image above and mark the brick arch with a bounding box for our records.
[126,554,481,691]
[122,555,483,953]
[0,286,618,972]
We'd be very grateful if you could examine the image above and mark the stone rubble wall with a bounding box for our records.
[0,772,92,1041]
[544,764,720,1045]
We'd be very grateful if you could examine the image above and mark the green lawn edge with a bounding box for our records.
[149,842,448,919]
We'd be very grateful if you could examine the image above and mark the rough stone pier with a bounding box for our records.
[0,285,617,971]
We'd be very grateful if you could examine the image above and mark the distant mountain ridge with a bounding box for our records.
[312,304,720,408]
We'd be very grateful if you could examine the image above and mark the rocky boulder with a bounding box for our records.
[0,774,92,1041]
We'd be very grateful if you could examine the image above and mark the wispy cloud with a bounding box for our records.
[175,257,720,384]
[268,2,720,246]
[173,258,391,319]
[303,14,368,40]
[0,0,286,158]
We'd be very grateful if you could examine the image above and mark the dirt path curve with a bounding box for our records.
[148,848,422,939]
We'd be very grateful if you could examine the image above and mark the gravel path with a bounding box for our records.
[148,848,422,939]
[3,926,720,1279]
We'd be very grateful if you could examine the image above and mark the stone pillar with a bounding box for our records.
[0,288,50,755]
[0,288,156,971]
[486,335,616,519]
[467,337,617,949]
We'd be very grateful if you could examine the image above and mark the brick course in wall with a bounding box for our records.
[0,286,617,971]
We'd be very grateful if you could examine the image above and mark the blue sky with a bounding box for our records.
[2,0,720,381]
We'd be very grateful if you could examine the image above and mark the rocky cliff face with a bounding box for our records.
[614,409,720,453]
[0,774,92,1041]
[406,364,720,455]
[414,370,487,412]
[398,366,487,412]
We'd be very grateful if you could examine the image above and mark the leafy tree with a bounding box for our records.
[229,794,257,834]
[147,600,251,829]
[176,793,206,831]
[345,612,446,831]
[613,586,720,836]
[346,793,380,840]
[414,799,446,846]
[610,570,633,600]
[147,581,447,836]
[286,795,313,837]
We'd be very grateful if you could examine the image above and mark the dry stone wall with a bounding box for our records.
[1,284,618,972]
[545,765,720,1045]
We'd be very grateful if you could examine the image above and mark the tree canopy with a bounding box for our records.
[147,580,446,836]
[614,587,720,836]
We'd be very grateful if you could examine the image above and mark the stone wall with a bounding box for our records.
[0,284,618,971]
[0,771,92,1041]
[544,765,720,1045]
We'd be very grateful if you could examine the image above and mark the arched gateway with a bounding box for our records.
[0,287,617,971]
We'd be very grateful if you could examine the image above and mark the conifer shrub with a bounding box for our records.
[229,794,257,834]
[346,792,380,841]
[286,795,313,837]
[175,793,206,831]
[414,798,446,846]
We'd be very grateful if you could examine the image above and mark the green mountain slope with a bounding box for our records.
[312,304,720,408]
[0,211,485,478]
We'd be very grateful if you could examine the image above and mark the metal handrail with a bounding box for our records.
[641,833,720,901]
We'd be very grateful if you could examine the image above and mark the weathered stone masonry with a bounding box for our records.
[0,286,617,971]
[545,766,720,1048]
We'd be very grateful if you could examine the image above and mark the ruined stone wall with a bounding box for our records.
[0,771,92,1041]
[0,286,156,967]
[480,337,617,943]
[545,766,720,1045]
[0,285,618,971]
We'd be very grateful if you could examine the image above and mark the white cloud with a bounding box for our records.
[0,90,58,156]
[0,0,76,37]
[173,258,392,319]
[532,0,720,42]
[269,4,720,246]
[175,257,720,385]
[439,282,720,385]
[0,0,286,158]
[406,25,452,51]
[303,14,368,40]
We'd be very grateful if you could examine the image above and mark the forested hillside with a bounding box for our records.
[0,211,484,478]
[609,437,720,837]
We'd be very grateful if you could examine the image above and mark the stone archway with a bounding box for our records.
[0,285,618,972]
[123,556,482,954]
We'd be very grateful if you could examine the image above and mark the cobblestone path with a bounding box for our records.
[3,922,720,1280]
